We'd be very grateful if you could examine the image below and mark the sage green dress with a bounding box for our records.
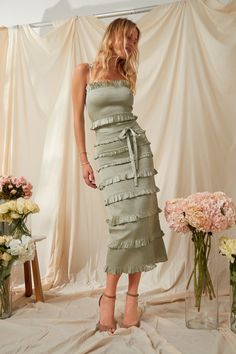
[85,78,168,274]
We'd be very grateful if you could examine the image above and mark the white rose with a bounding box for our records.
[8,236,35,262]
[219,237,236,263]
[20,235,31,246]
[8,239,21,256]
[8,200,17,211]
[4,236,13,244]
[23,200,39,214]
[10,211,21,219]
[0,236,5,245]
[1,252,12,262]
[0,202,10,214]
[19,235,35,261]
[16,198,25,214]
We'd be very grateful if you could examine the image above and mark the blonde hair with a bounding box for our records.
[90,18,140,94]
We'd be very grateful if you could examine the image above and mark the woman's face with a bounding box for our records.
[113,28,139,59]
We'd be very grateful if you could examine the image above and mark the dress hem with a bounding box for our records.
[104,256,168,275]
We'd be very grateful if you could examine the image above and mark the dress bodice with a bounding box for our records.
[85,80,134,124]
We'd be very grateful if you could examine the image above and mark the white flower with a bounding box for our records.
[8,239,22,256]
[0,236,5,245]
[0,235,13,245]
[10,211,21,219]
[8,235,35,263]
[1,252,12,262]
[219,236,236,263]
[4,235,13,244]
[24,200,40,214]
[8,200,17,211]
[0,202,10,214]
[16,198,25,214]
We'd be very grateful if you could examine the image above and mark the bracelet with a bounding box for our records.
[81,161,90,166]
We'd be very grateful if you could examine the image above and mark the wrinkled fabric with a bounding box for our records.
[0,0,235,297]
[0,290,235,354]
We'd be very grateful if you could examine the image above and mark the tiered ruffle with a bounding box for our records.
[92,113,167,273]
[86,79,131,92]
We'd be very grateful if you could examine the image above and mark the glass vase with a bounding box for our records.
[230,261,236,334]
[0,199,10,236]
[0,267,12,319]
[185,231,218,329]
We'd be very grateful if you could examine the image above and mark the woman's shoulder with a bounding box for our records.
[73,63,92,87]
[74,63,90,76]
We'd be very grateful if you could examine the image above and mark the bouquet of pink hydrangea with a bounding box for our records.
[0,176,32,200]
[165,192,236,311]
[165,192,236,234]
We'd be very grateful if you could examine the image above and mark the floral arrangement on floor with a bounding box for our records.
[0,176,39,237]
[0,234,35,318]
[165,191,236,311]
[0,176,39,318]
[219,236,236,333]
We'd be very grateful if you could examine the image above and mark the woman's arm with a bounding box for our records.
[72,63,97,189]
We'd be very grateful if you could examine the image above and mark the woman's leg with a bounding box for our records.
[123,272,142,325]
[99,273,121,329]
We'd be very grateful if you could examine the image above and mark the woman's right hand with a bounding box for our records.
[82,163,97,189]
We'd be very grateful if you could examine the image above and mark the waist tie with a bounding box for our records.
[118,127,139,187]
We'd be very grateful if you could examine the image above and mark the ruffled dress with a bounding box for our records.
[85,79,168,274]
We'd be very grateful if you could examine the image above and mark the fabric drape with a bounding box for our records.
[0,0,235,295]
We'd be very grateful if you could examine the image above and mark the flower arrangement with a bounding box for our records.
[0,198,40,237]
[165,192,236,312]
[219,237,236,263]
[219,236,236,333]
[0,176,39,318]
[0,176,32,200]
[0,234,35,318]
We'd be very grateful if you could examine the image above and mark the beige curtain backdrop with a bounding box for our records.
[1,0,236,293]
[1,1,236,353]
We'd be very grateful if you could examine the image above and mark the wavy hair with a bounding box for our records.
[90,18,140,94]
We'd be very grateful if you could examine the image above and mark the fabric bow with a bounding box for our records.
[118,127,139,187]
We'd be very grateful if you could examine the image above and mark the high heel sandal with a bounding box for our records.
[120,292,140,328]
[96,293,117,333]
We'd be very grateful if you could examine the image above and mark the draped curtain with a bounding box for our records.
[0,0,236,295]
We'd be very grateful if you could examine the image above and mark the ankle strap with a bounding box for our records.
[127,292,139,297]
[103,293,116,299]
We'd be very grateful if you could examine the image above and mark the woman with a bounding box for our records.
[72,18,168,333]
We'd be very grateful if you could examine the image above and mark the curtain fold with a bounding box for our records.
[0,0,235,293]
[0,27,9,173]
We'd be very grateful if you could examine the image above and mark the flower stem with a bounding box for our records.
[187,231,216,312]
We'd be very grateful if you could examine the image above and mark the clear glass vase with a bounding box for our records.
[230,261,236,334]
[185,231,218,329]
[0,199,10,236]
[0,272,12,319]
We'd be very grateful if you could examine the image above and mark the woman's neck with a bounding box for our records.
[109,56,119,71]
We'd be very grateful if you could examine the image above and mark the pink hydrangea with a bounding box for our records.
[165,191,236,234]
[165,198,189,233]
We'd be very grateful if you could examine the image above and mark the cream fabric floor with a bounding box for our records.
[1,289,235,354]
